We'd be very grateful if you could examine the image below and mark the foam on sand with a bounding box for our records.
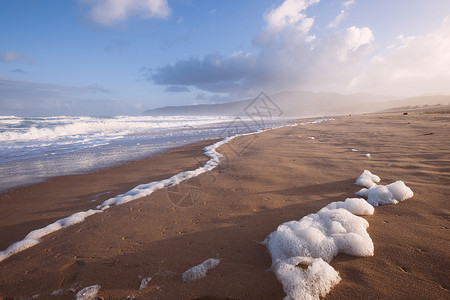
[265,171,413,300]
[356,180,414,206]
[355,170,413,206]
[263,198,374,300]
[182,258,221,283]
[0,118,332,263]
[324,197,374,216]
[75,285,101,300]
[355,170,380,188]
[272,257,341,300]
[0,209,100,263]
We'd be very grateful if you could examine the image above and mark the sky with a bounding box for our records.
[1,0,450,116]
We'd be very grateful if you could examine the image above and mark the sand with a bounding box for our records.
[0,108,449,299]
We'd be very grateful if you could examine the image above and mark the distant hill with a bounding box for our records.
[143,92,450,117]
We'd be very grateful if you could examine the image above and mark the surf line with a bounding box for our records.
[0,118,333,263]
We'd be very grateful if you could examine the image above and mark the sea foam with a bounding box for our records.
[182,258,221,283]
[264,171,413,300]
[263,198,373,300]
[355,170,413,206]
[355,170,380,188]
[75,285,101,300]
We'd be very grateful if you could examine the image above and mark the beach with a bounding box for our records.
[0,108,449,299]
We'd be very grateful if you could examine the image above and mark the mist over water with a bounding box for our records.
[0,115,285,192]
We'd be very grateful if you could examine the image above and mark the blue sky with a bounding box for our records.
[1,0,450,116]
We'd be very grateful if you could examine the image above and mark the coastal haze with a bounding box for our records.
[1,1,450,300]
[143,92,450,117]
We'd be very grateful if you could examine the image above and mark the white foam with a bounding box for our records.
[139,277,152,290]
[264,207,373,262]
[0,209,100,263]
[324,198,374,216]
[266,170,413,299]
[355,170,380,188]
[264,205,373,299]
[365,153,371,158]
[356,180,413,207]
[182,258,221,283]
[273,257,341,300]
[264,185,378,299]
[0,118,333,264]
[386,181,414,201]
[75,285,101,300]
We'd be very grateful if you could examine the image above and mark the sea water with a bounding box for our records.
[0,115,283,192]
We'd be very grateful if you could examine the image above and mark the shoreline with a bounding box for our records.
[0,139,218,251]
[0,109,449,299]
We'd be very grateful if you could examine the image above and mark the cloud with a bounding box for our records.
[328,10,346,28]
[209,9,217,15]
[79,0,171,26]
[263,0,319,32]
[148,0,450,98]
[328,0,357,29]
[149,0,373,96]
[164,85,190,92]
[148,51,257,93]
[342,0,355,9]
[0,52,34,63]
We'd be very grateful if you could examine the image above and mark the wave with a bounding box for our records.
[0,115,235,142]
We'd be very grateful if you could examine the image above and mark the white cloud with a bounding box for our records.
[328,10,346,28]
[263,0,319,34]
[80,0,171,26]
[342,0,355,9]
[149,0,450,98]
[209,9,217,15]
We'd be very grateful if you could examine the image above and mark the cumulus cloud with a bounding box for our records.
[149,0,373,96]
[0,52,34,63]
[80,0,171,26]
[148,0,449,98]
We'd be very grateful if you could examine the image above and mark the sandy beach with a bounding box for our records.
[0,108,449,299]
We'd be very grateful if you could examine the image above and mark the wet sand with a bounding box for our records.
[0,108,449,299]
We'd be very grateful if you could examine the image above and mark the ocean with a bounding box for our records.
[0,115,283,192]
